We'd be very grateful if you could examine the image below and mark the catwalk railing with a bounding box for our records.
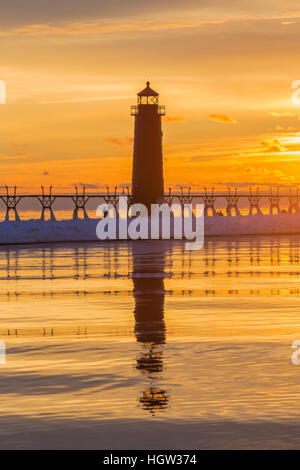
[0,186,299,221]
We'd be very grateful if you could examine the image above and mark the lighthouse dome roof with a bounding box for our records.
[137,81,159,97]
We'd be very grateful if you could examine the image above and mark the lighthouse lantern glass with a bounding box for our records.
[138,96,159,105]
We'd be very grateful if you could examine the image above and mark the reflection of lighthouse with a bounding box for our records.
[132,242,169,415]
[131,82,165,208]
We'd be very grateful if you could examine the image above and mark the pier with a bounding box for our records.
[0,185,299,221]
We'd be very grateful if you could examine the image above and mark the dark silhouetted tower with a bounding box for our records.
[131,82,165,208]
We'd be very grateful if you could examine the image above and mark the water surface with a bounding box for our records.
[1,236,300,449]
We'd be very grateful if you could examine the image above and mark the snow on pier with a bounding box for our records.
[0,213,299,246]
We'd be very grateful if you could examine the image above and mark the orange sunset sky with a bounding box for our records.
[1,0,300,192]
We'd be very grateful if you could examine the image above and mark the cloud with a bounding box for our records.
[269,111,294,117]
[0,1,234,28]
[245,166,269,175]
[275,125,299,132]
[2,5,300,38]
[76,182,99,188]
[0,18,233,37]
[105,136,133,146]
[41,94,133,104]
[1,1,300,30]
[260,138,286,152]
[9,142,29,149]
[209,113,237,124]
[275,126,299,132]
[163,115,185,123]
[0,153,32,160]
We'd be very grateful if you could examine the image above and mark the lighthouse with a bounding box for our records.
[131,82,165,208]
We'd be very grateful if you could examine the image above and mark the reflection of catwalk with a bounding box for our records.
[132,242,169,414]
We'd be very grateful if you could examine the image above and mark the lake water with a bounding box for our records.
[1,236,300,449]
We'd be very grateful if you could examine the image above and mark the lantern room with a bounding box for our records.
[137,81,159,104]
[131,81,165,116]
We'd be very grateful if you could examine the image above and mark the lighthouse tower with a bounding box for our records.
[131,82,165,208]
